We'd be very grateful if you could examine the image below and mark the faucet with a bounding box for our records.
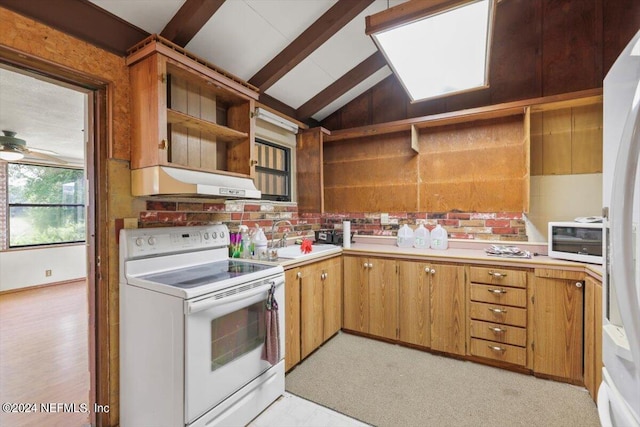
[270,220,294,249]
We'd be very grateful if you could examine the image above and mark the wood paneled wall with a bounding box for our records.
[321,0,640,131]
[323,116,527,213]
[530,103,603,176]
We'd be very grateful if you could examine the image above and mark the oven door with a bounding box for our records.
[184,275,285,424]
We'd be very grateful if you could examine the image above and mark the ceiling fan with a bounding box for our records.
[0,130,67,164]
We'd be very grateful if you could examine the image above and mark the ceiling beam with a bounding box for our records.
[0,0,149,56]
[248,0,375,92]
[160,0,226,47]
[296,51,387,120]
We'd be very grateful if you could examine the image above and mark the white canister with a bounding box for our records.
[397,224,415,248]
[430,224,448,250]
[413,223,430,248]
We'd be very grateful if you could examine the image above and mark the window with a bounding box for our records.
[8,163,85,247]
[369,0,495,102]
[255,139,291,201]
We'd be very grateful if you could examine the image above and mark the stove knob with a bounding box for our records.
[135,237,144,247]
[147,237,157,246]
[211,232,218,239]
[219,231,225,239]
[203,232,209,240]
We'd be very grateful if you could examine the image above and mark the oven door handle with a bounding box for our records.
[186,280,278,315]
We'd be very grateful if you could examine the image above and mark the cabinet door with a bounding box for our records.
[284,268,301,372]
[430,263,465,355]
[368,259,398,340]
[584,276,603,401]
[301,264,324,359]
[343,255,369,333]
[532,277,584,382]
[398,261,430,347]
[130,54,168,169]
[322,257,342,340]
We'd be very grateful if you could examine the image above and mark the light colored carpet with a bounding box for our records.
[285,332,601,427]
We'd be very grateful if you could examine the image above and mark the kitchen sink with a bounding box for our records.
[275,244,340,259]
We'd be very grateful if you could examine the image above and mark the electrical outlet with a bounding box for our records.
[380,213,390,225]
[45,270,52,277]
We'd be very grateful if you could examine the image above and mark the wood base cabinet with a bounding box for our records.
[398,261,431,347]
[532,268,584,383]
[467,266,529,368]
[343,255,398,340]
[584,275,603,401]
[286,256,342,371]
[429,263,465,356]
[284,267,301,372]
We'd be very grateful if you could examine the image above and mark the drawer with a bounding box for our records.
[469,266,527,288]
[469,301,527,327]
[470,338,526,366]
[469,319,527,347]
[469,283,527,307]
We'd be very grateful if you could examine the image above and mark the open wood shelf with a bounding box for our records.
[324,88,602,142]
[167,109,248,143]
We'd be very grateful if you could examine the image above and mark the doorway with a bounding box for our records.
[0,64,95,426]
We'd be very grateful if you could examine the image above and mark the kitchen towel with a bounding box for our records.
[261,284,280,365]
[343,221,351,248]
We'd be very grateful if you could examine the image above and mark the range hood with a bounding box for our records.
[131,166,261,199]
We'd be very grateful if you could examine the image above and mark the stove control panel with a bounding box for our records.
[121,224,230,258]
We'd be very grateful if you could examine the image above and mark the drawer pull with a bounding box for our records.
[488,288,507,294]
[489,307,507,314]
[489,326,506,333]
[489,271,507,278]
[488,345,506,352]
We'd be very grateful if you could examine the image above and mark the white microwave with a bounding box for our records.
[548,221,603,264]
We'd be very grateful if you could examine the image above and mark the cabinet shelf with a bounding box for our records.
[167,109,248,144]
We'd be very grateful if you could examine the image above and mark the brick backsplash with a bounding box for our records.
[135,200,527,242]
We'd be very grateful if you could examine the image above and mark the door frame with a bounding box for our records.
[0,44,110,426]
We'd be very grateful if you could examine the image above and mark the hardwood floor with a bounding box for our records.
[0,281,90,427]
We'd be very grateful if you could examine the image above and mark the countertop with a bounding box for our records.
[274,237,603,280]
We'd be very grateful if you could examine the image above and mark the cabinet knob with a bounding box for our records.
[158,139,167,150]
[575,281,583,288]
[489,307,507,314]
[296,271,302,279]
[488,288,507,294]
[489,326,506,333]
[363,262,368,269]
[488,345,506,352]
[368,263,373,269]
[430,268,435,275]
[321,272,327,280]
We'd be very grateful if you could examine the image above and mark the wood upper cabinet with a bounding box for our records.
[127,36,258,176]
[284,267,301,372]
[398,261,431,347]
[300,257,342,360]
[343,255,398,340]
[532,268,585,383]
[429,263,466,356]
[296,127,329,214]
[584,275,603,401]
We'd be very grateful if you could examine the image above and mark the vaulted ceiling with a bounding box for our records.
[0,0,411,124]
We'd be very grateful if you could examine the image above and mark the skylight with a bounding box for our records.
[370,0,494,102]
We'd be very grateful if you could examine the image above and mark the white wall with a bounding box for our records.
[526,173,603,242]
[0,244,86,292]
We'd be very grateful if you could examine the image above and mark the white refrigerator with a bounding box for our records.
[599,29,640,427]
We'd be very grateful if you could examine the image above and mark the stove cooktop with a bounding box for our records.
[138,260,275,289]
